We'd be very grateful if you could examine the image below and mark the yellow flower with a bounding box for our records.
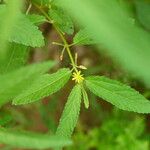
[72,71,84,83]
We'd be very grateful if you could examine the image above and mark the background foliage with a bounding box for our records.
[0,0,150,150]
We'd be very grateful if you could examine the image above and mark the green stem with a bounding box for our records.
[33,3,78,72]
[54,26,78,72]
[26,3,32,15]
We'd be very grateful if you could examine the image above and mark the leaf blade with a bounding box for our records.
[49,5,74,34]
[0,2,22,59]
[0,43,29,74]
[0,60,55,106]
[86,76,150,113]
[0,128,72,149]
[81,86,89,109]
[9,14,45,47]
[73,29,97,45]
[56,84,82,138]
[13,68,71,105]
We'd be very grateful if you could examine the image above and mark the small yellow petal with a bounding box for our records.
[72,71,84,83]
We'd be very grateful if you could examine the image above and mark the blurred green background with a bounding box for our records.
[0,0,150,149]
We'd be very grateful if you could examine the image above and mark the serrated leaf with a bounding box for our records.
[49,6,74,34]
[0,5,44,47]
[26,14,46,25]
[0,128,72,149]
[135,0,150,30]
[9,14,45,47]
[13,68,71,105]
[0,61,55,106]
[56,84,81,138]
[86,76,150,113]
[0,43,29,74]
[81,86,89,109]
[73,29,97,45]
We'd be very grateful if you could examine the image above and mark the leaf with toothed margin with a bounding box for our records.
[13,68,71,105]
[9,14,45,47]
[49,5,74,35]
[86,76,150,113]
[73,29,97,45]
[56,84,82,138]
[0,60,56,107]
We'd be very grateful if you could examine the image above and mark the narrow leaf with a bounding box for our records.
[56,84,82,138]
[0,128,72,149]
[86,76,150,113]
[81,86,89,109]
[13,68,71,105]
[0,61,55,106]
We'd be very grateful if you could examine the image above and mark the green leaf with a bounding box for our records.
[0,43,29,74]
[0,61,55,106]
[135,0,150,30]
[56,84,82,138]
[9,14,45,47]
[26,14,46,25]
[13,68,71,105]
[81,86,89,109]
[73,29,97,45]
[0,5,44,47]
[49,6,74,34]
[86,76,150,113]
[0,128,72,149]
[0,2,22,60]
